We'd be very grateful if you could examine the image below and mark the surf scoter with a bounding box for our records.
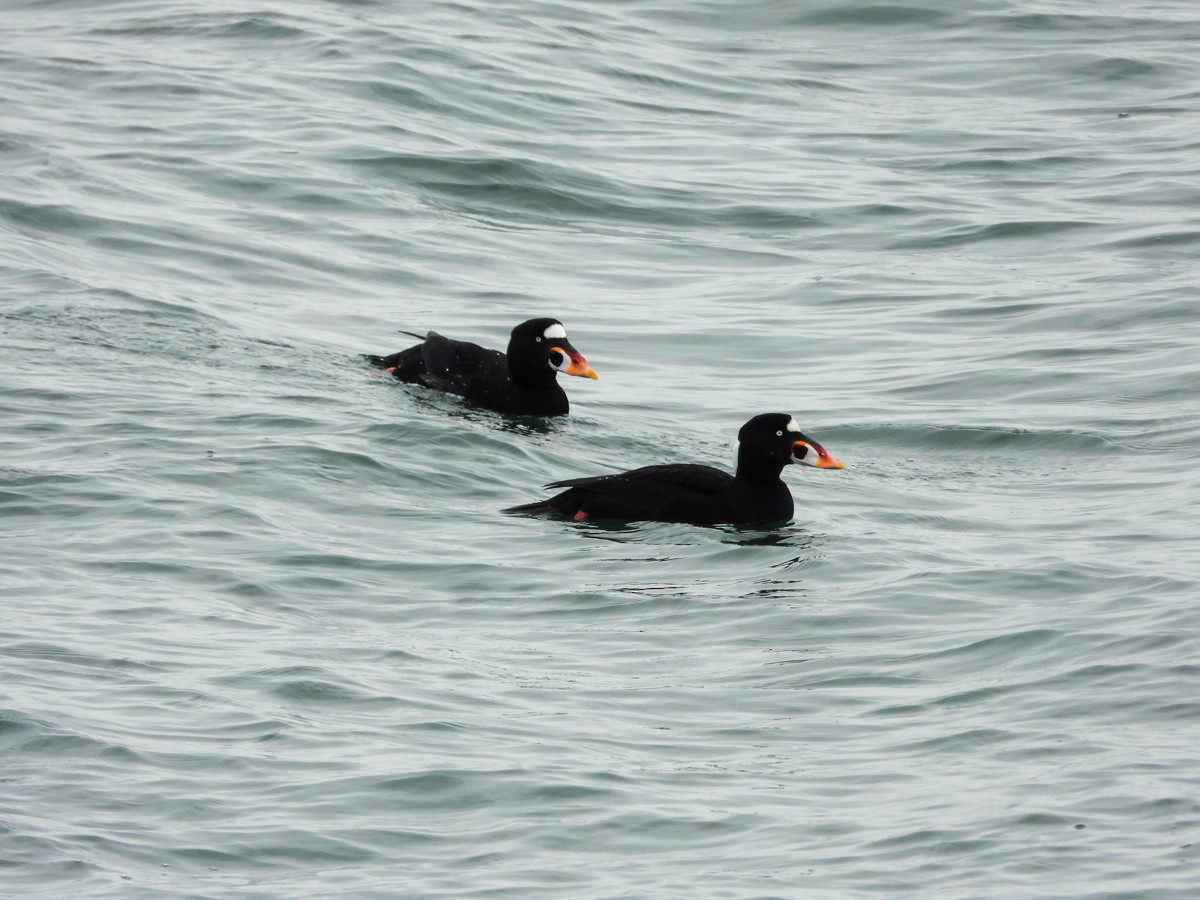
[504,413,844,526]
[366,317,597,416]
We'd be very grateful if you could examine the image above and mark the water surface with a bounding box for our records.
[3,0,1200,896]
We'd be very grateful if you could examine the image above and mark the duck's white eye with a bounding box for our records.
[535,336,543,342]
[786,417,800,433]
[776,430,784,437]
[543,324,567,340]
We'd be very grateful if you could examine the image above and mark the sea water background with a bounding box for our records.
[3,0,1199,896]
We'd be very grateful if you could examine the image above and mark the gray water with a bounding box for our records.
[3,1,1200,896]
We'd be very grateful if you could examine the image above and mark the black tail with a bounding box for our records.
[364,331,426,369]
[502,500,557,516]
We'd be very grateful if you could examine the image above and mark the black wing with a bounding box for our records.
[535,464,736,523]
[547,464,733,495]
[418,332,507,397]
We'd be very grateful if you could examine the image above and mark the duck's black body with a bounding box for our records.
[366,317,596,416]
[505,413,844,526]
[522,462,797,525]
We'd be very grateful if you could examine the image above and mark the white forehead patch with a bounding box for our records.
[543,323,567,340]
[786,417,801,433]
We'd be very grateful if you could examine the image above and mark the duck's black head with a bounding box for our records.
[507,318,597,383]
[736,413,844,480]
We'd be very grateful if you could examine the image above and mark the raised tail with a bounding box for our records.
[363,330,428,369]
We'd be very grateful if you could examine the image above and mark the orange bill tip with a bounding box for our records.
[561,349,598,379]
[794,440,845,470]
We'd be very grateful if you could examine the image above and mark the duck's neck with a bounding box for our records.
[508,349,556,388]
[734,449,786,484]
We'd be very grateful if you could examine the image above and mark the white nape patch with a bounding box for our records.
[543,323,567,340]
[786,417,801,433]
